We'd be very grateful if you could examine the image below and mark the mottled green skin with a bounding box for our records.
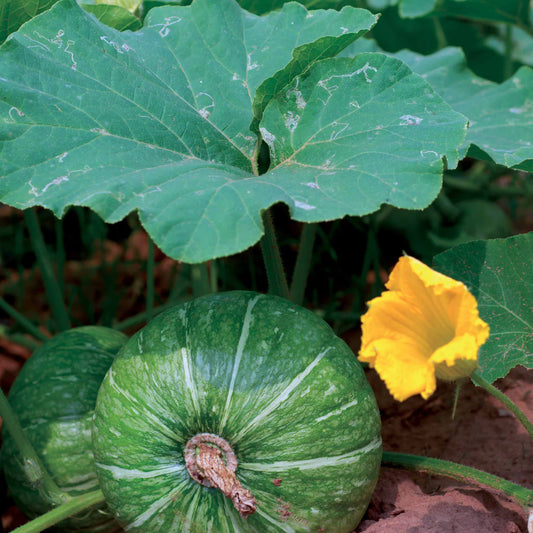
[1,326,127,532]
[93,292,382,532]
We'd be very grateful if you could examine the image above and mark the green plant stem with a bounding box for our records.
[24,209,70,332]
[260,210,289,299]
[0,390,66,506]
[382,451,533,508]
[290,223,317,306]
[146,237,155,322]
[0,298,49,342]
[471,371,533,440]
[504,24,513,80]
[12,490,105,533]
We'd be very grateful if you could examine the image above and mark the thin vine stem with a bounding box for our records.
[382,451,533,508]
[0,390,66,506]
[471,371,533,440]
[146,237,155,322]
[260,210,289,299]
[0,298,49,342]
[12,490,106,533]
[289,223,317,306]
[24,209,70,332]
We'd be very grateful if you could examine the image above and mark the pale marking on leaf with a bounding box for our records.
[133,186,162,198]
[509,107,524,114]
[150,16,182,38]
[340,26,349,34]
[56,152,68,163]
[329,121,349,140]
[294,200,315,210]
[317,63,377,105]
[241,436,382,472]
[303,182,320,189]
[90,128,110,135]
[247,52,259,71]
[512,77,523,90]
[6,106,24,123]
[260,127,276,158]
[218,295,262,434]
[33,30,77,70]
[232,347,333,443]
[400,114,423,126]
[283,111,300,132]
[315,399,358,422]
[29,166,91,197]
[286,77,306,110]
[420,150,439,158]
[196,92,215,119]
[349,100,360,109]
[100,36,132,54]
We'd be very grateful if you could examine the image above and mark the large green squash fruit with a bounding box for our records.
[1,326,127,532]
[93,291,382,532]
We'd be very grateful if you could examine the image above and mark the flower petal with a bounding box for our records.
[358,255,490,402]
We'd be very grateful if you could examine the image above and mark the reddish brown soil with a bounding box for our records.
[355,365,533,533]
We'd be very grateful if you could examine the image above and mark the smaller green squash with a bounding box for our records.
[93,291,382,532]
[1,326,127,532]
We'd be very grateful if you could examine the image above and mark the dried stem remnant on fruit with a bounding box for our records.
[184,433,257,517]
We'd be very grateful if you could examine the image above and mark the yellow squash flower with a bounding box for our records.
[358,256,490,402]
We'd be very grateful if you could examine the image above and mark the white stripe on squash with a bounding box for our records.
[315,398,359,422]
[232,347,332,443]
[219,294,261,433]
[240,436,382,472]
[95,462,185,480]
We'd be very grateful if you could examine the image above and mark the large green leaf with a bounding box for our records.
[260,53,467,221]
[433,232,533,383]
[395,47,533,170]
[0,0,467,263]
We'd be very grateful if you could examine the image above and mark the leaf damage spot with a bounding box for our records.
[400,114,423,126]
[247,53,259,71]
[283,111,300,132]
[294,200,315,211]
[90,128,110,135]
[29,166,91,197]
[100,36,132,54]
[33,29,77,70]
[196,92,215,119]
[6,106,24,123]
[151,16,182,38]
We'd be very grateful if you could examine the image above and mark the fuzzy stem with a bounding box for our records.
[382,451,533,508]
[260,210,289,299]
[11,490,106,533]
[289,223,317,306]
[24,209,71,332]
[471,371,533,441]
[0,390,66,506]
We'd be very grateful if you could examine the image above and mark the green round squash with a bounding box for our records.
[1,326,128,532]
[93,291,382,532]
